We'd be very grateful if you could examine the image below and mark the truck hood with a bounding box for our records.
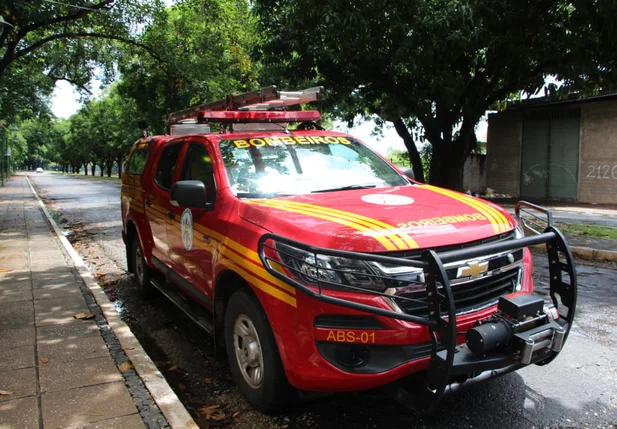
[238,185,515,253]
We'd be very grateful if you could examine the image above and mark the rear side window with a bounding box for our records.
[155,143,183,191]
[125,148,150,175]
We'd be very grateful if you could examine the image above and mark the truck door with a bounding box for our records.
[146,141,184,267]
[167,140,218,306]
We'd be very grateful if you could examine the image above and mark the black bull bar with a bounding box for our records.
[257,202,577,413]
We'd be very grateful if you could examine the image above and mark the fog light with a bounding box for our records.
[334,344,369,367]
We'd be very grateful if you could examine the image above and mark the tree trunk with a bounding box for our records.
[392,118,425,183]
[427,132,476,191]
[106,161,113,177]
[117,154,123,178]
[100,162,104,177]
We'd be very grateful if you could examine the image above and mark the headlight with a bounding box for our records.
[275,243,389,292]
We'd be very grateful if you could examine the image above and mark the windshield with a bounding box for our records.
[220,135,408,197]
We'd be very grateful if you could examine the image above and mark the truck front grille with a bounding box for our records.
[396,268,520,317]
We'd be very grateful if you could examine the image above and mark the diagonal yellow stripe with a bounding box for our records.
[423,186,510,233]
[247,200,399,251]
[263,200,419,250]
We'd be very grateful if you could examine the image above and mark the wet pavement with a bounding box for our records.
[26,172,617,429]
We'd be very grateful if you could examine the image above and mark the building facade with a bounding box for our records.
[487,95,617,204]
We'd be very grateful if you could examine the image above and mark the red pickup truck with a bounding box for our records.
[121,87,577,413]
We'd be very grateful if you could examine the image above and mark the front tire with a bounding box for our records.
[224,289,293,412]
[132,236,154,299]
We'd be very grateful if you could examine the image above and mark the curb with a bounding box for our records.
[570,246,617,263]
[25,175,199,429]
[530,243,617,263]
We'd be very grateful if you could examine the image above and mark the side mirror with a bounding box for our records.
[401,167,415,181]
[170,180,210,209]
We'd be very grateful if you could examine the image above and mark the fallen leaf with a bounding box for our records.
[40,357,49,364]
[154,361,171,366]
[118,361,133,372]
[168,365,178,372]
[203,377,212,384]
[1,322,8,325]
[0,390,13,396]
[0,269,11,273]
[73,312,95,320]
[123,347,135,351]
[178,384,186,391]
[198,405,226,421]
[232,411,240,418]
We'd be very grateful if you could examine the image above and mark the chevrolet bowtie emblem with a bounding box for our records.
[457,260,489,279]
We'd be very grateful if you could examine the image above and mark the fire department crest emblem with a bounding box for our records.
[181,208,193,251]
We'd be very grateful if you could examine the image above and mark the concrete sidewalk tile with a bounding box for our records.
[0,327,35,348]
[42,381,139,428]
[0,278,32,292]
[30,265,72,275]
[33,286,82,300]
[34,294,87,314]
[38,335,109,363]
[0,397,39,429]
[35,308,92,327]
[0,301,34,328]
[37,320,100,341]
[0,290,32,303]
[0,345,35,372]
[0,367,36,401]
[64,413,146,429]
[40,356,123,393]
[0,257,29,271]
[32,271,75,289]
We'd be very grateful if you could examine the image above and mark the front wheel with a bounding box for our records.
[224,289,293,412]
[132,236,155,299]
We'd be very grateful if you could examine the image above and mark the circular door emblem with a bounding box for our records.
[361,194,414,206]
[181,208,193,251]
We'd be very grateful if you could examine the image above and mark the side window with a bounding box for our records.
[125,148,150,175]
[155,143,183,191]
[180,142,216,204]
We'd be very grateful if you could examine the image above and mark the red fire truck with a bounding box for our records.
[121,87,577,413]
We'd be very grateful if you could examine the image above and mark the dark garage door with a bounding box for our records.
[520,110,580,200]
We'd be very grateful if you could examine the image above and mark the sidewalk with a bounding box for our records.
[0,176,185,429]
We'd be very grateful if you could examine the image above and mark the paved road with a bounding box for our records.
[29,173,617,429]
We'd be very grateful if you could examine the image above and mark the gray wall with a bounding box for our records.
[486,111,523,197]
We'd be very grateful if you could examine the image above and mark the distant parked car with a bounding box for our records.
[35,168,43,173]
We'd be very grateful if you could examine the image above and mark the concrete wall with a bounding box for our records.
[486,111,523,197]
[462,154,486,194]
[578,101,617,204]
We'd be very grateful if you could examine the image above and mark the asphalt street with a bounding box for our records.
[29,172,617,429]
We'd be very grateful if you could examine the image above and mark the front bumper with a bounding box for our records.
[258,202,577,412]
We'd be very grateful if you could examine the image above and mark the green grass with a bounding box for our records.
[554,222,617,240]
[48,170,121,182]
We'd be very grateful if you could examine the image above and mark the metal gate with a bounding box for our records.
[520,110,580,200]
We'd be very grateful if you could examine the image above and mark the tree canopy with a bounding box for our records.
[255,0,617,188]
[0,0,159,123]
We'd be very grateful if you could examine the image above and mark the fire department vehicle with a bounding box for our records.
[121,87,577,413]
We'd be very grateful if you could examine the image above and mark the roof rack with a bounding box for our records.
[166,86,325,125]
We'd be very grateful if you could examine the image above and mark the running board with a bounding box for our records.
[150,277,214,336]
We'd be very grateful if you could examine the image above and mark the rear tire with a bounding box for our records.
[225,289,293,412]
[132,236,155,299]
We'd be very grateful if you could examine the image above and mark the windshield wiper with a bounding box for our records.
[311,184,377,193]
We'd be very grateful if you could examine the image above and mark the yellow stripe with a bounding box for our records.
[424,186,510,233]
[260,200,419,250]
[247,200,399,251]
[182,223,297,302]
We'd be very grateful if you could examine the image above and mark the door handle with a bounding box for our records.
[167,211,175,219]
[145,200,152,207]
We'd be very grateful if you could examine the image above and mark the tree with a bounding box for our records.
[118,0,262,134]
[0,0,161,123]
[255,0,617,189]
